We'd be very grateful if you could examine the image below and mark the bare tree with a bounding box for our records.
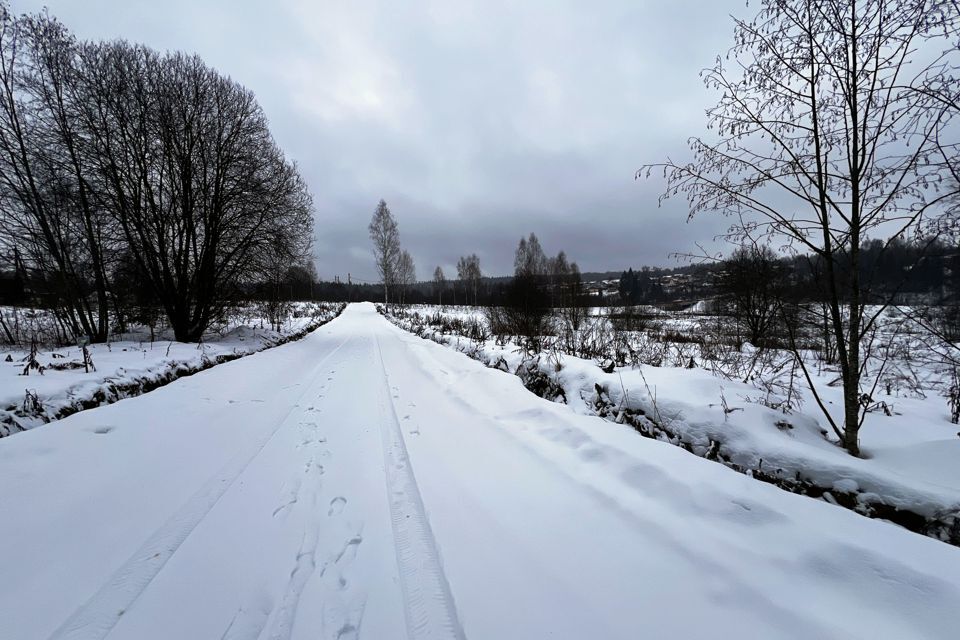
[80,43,313,342]
[432,265,446,305]
[514,232,547,277]
[369,199,401,305]
[457,256,470,304]
[719,244,787,348]
[467,255,481,305]
[456,254,481,305]
[548,251,570,307]
[488,233,553,351]
[397,249,415,305]
[0,5,315,345]
[255,208,313,332]
[643,0,960,455]
[556,257,588,355]
[0,8,113,342]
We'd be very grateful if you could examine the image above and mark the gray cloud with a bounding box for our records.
[13,0,746,280]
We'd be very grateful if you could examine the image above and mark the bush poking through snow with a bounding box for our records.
[948,369,960,425]
[20,338,43,376]
[21,389,40,415]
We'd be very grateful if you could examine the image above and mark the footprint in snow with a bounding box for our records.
[335,536,362,564]
[326,597,366,640]
[272,498,297,517]
[328,497,347,516]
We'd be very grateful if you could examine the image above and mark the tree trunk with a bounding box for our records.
[842,378,861,456]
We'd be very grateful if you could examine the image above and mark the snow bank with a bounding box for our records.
[384,306,960,545]
[0,303,345,436]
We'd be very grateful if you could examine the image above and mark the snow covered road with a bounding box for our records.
[2,303,959,639]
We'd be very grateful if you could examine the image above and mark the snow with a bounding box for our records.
[386,305,960,541]
[0,303,343,436]
[1,303,959,639]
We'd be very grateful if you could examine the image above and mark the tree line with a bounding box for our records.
[619,236,960,307]
[0,5,313,343]
[369,199,490,307]
[368,199,587,316]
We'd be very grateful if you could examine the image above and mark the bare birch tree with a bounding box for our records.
[397,249,415,305]
[456,254,481,306]
[514,233,547,277]
[368,199,400,305]
[432,265,446,305]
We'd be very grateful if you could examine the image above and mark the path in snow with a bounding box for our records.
[1,303,959,640]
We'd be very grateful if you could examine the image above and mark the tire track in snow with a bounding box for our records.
[375,336,467,640]
[47,335,354,640]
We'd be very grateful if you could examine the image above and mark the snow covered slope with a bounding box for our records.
[1,303,958,639]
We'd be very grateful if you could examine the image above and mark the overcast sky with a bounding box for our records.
[14,0,745,281]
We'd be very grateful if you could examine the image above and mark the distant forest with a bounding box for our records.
[172,236,958,308]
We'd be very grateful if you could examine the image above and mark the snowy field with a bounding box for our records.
[386,304,960,544]
[0,302,344,437]
[1,302,959,639]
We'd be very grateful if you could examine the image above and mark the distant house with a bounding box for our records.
[582,279,619,300]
